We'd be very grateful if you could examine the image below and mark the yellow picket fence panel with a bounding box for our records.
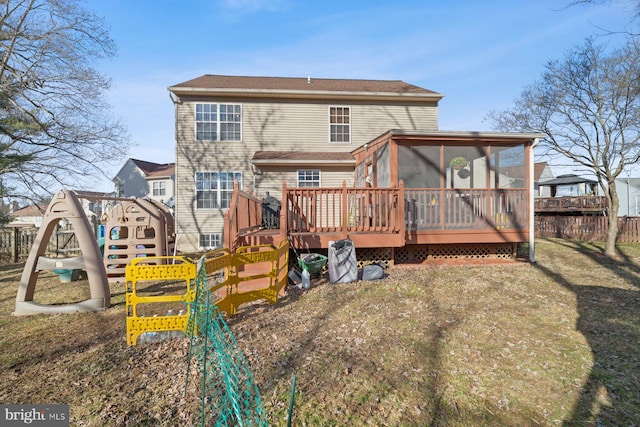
[125,256,197,346]
[208,239,289,316]
[125,239,289,346]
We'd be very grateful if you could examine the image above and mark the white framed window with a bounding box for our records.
[329,106,350,143]
[195,103,242,141]
[152,181,166,196]
[297,170,320,187]
[199,233,222,250]
[195,171,242,209]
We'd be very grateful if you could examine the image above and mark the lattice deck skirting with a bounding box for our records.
[289,243,519,272]
[393,243,517,265]
[353,247,393,268]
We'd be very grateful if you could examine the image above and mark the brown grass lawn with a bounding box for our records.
[0,238,638,426]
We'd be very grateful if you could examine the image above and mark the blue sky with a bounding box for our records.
[87,0,635,189]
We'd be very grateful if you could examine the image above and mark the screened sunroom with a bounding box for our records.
[351,130,542,245]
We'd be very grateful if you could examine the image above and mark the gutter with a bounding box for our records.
[252,159,355,167]
[166,86,444,103]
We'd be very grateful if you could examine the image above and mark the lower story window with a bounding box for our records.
[199,233,221,250]
[297,170,320,187]
[195,171,242,209]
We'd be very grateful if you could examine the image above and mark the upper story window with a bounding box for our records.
[329,106,350,143]
[297,170,320,187]
[195,103,242,141]
[195,171,242,209]
[152,181,166,196]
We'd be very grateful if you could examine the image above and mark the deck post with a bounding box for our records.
[398,180,406,246]
[13,227,19,263]
[528,140,537,263]
[223,180,239,249]
[223,211,230,249]
[342,180,348,239]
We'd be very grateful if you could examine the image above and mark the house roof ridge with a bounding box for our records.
[130,158,174,166]
[199,73,406,84]
[169,74,443,98]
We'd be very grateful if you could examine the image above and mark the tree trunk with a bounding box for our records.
[604,182,619,256]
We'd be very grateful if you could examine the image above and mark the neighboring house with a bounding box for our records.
[168,75,443,252]
[534,174,606,215]
[8,190,110,228]
[537,174,599,197]
[533,162,555,197]
[8,203,47,227]
[112,159,176,209]
[616,178,640,216]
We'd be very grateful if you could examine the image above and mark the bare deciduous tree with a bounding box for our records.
[0,0,128,206]
[489,37,640,256]
[569,0,640,32]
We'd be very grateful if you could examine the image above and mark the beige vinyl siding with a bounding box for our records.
[173,95,437,252]
[257,166,354,195]
[318,169,354,187]
[176,98,438,154]
[174,147,249,252]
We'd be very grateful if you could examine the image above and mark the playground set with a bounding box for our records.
[13,189,291,342]
[14,189,175,315]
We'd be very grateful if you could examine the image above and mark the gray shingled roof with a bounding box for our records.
[131,159,175,178]
[538,174,597,186]
[169,74,442,98]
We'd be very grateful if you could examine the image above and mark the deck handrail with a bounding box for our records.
[223,181,263,249]
[227,183,527,250]
[284,181,405,243]
[404,188,528,230]
[534,195,607,212]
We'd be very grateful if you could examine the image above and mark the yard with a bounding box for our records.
[0,238,638,426]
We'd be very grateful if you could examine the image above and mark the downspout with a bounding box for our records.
[529,138,540,263]
[168,90,181,251]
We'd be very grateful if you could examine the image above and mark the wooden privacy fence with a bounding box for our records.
[535,216,640,243]
[0,226,82,264]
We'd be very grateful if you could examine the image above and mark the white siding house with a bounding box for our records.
[534,162,555,198]
[112,159,175,209]
[617,178,640,216]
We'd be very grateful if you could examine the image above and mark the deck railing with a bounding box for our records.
[534,196,607,212]
[223,182,263,249]
[225,183,528,250]
[282,181,405,237]
[404,188,528,230]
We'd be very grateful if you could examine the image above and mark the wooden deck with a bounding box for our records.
[224,182,530,251]
[534,196,607,214]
